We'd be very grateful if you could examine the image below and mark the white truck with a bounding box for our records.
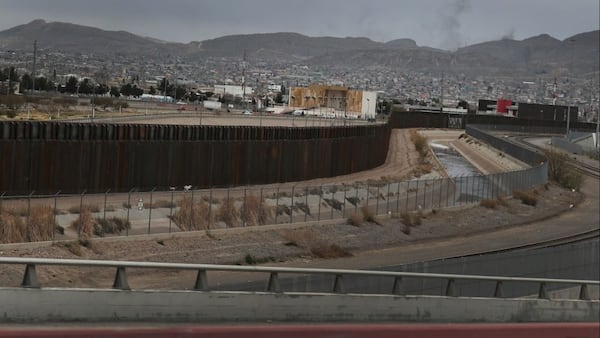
[203,100,222,110]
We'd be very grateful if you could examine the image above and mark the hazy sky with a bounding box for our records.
[0,0,598,50]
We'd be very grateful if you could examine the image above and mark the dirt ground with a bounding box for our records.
[0,128,584,290]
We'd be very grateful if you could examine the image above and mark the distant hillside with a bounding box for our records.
[191,32,382,59]
[0,19,184,56]
[0,20,597,76]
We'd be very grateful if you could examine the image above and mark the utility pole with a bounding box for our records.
[440,72,444,113]
[242,51,247,110]
[566,105,571,137]
[32,40,37,93]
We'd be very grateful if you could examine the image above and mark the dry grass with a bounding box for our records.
[171,196,211,231]
[69,208,95,239]
[0,206,57,244]
[27,205,56,242]
[93,217,130,237]
[280,228,318,248]
[241,194,273,227]
[347,212,364,226]
[280,228,352,258]
[361,206,380,225]
[513,189,538,206]
[545,149,583,190]
[217,197,240,227]
[480,199,499,209]
[310,244,352,258]
[68,204,100,214]
[410,129,428,158]
[400,210,422,227]
[0,208,26,244]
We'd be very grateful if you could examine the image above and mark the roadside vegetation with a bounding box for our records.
[0,205,59,244]
[544,149,583,190]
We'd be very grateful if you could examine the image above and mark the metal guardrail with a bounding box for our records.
[0,257,597,300]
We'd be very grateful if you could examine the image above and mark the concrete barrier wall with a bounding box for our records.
[1,288,598,323]
[1,324,599,338]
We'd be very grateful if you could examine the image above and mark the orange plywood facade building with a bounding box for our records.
[289,84,365,116]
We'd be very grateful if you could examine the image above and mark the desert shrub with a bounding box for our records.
[480,199,499,209]
[0,208,26,243]
[545,149,583,190]
[401,225,411,235]
[217,197,239,227]
[93,217,130,237]
[69,208,95,239]
[280,229,318,248]
[280,229,351,258]
[171,196,211,231]
[410,129,428,158]
[361,206,380,224]
[1,206,59,243]
[27,205,56,242]
[513,190,538,206]
[400,210,422,226]
[243,253,275,265]
[68,204,100,214]
[310,244,352,258]
[348,212,364,226]
[63,241,82,256]
[241,194,273,227]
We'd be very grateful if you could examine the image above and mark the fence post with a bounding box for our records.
[26,191,34,240]
[414,180,419,210]
[304,187,309,222]
[405,180,410,212]
[274,187,279,224]
[189,189,194,229]
[148,187,155,234]
[169,187,175,233]
[290,185,295,224]
[126,188,133,236]
[243,187,247,227]
[317,185,322,222]
[103,189,110,221]
[208,188,213,229]
[396,181,401,214]
[365,183,370,209]
[78,190,85,239]
[355,185,359,213]
[342,185,347,218]
[52,191,60,240]
[330,187,335,220]
[376,185,380,215]
[422,179,427,209]
[386,182,391,214]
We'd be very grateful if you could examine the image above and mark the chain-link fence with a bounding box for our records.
[0,161,547,244]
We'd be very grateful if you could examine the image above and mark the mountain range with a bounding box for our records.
[0,19,598,76]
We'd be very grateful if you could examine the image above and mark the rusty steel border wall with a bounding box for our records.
[0,121,382,142]
[389,111,598,132]
[0,122,390,195]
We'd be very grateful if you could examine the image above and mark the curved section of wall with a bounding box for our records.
[0,122,390,195]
